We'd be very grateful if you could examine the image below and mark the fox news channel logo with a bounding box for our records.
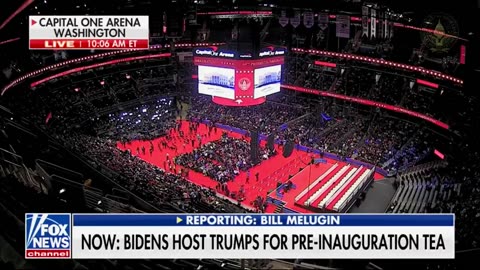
[25,213,71,258]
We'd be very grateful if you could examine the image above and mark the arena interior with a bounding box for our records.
[0,0,479,269]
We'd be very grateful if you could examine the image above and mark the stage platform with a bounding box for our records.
[117,120,384,213]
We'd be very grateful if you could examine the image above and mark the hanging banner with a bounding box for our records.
[362,6,369,37]
[384,13,389,39]
[303,12,314,28]
[370,9,377,38]
[231,26,238,40]
[279,10,289,27]
[318,13,329,30]
[378,11,384,39]
[459,45,466,64]
[290,12,301,28]
[336,15,350,38]
[187,11,197,25]
[389,20,394,39]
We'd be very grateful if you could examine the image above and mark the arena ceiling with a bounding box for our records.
[0,0,475,39]
[0,1,477,72]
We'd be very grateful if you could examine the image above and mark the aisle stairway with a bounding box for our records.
[274,201,286,213]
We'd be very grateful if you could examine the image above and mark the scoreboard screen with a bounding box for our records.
[198,65,235,100]
[254,65,282,99]
[193,46,285,106]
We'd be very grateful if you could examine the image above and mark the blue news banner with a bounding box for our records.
[25,213,455,259]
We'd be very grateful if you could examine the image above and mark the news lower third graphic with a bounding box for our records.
[25,214,455,259]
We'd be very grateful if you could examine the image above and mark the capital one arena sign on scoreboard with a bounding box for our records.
[29,16,149,50]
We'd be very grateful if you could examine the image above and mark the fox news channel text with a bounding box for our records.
[25,213,454,259]
[29,16,149,50]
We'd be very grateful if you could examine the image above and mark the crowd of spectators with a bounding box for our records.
[73,89,436,176]
[93,98,178,141]
[317,117,363,154]
[284,55,336,90]
[335,68,374,97]
[353,118,416,166]
[284,52,464,123]
[187,94,424,170]
[334,120,368,158]
[400,87,435,117]
[2,63,179,129]
[276,114,337,148]
[56,133,247,213]
[370,73,407,106]
[267,97,436,173]
[175,136,276,183]
[0,17,474,265]
[442,150,480,250]
[188,95,306,134]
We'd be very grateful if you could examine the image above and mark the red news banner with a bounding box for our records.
[29,16,149,50]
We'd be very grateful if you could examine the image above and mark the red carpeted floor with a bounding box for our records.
[117,120,385,213]
[117,120,309,209]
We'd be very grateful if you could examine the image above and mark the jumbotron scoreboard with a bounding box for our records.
[193,45,286,106]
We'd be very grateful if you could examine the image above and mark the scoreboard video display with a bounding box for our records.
[198,66,235,100]
[254,65,282,99]
[193,46,286,106]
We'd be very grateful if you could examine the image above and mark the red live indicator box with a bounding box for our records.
[29,39,149,50]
